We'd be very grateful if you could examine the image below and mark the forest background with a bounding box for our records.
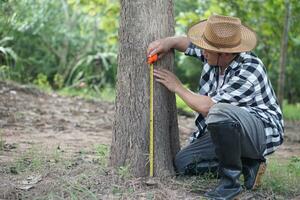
[1,0,300,118]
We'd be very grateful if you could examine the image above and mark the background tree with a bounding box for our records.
[110,0,180,177]
[278,0,291,107]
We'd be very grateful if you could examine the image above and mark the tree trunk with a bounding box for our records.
[277,0,290,108]
[110,0,180,177]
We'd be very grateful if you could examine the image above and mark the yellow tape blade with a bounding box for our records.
[149,63,154,177]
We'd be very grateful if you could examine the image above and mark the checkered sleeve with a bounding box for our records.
[184,43,205,62]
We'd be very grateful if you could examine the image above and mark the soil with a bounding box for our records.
[0,81,299,199]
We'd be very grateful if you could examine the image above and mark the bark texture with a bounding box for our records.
[110,0,180,177]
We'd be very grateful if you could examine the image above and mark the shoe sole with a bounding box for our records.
[252,162,266,190]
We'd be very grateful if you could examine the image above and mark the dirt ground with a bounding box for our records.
[0,81,300,200]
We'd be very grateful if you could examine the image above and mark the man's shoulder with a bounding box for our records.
[240,52,261,64]
[239,52,265,70]
[236,52,267,78]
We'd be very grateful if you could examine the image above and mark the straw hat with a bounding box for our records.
[187,15,257,53]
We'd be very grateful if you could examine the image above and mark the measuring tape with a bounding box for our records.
[148,54,158,177]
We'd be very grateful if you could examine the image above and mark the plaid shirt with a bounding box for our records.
[185,43,284,156]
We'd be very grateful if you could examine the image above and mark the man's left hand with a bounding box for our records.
[153,69,183,93]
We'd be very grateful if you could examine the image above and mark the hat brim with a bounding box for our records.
[187,19,257,53]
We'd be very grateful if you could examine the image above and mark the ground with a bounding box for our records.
[0,81,299,200]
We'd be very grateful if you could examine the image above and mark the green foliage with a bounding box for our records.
[0,0,119,89]
[0,37,17,63]
[0,37,17,80]
[174,52,202,91]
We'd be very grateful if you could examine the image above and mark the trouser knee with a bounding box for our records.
[206,103,236,125]
[206,103,240,138]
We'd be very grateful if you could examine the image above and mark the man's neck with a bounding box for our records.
[219,54,237,75]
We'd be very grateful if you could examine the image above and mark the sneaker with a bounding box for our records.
[242,159,266,190]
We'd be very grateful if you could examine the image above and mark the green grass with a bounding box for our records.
[262,156,300,196]
[94,144,110,167]
[11,147,47,173]
[283,102,300,121]
[9,146,64,174]
[39,175,100,200]
[57,86,115,102]
[60,180,98,200]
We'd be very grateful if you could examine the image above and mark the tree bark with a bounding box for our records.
[110,0,180,177]
[277,0,290,108]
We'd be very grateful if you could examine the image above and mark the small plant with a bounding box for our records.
[33,73,51,90]
[0,65,11,80]
[112,185,123,196]
[117,165,132,179]
[95,144,109,167]
[53,73,64,89]
[0,130,4,152]
[53,147,62,163]
[14,112,24,120]
[146,192,154,200]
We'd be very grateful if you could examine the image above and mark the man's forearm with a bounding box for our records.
[166,36,190,52]
[175,85,215,117]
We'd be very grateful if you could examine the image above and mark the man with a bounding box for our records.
[147,15,284,200]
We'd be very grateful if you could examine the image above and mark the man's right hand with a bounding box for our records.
[147,36,190,60]
[147,37,174,60]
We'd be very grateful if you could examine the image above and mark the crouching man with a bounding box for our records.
[147,14,284,200]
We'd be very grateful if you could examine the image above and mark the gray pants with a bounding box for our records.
[174,103,266,174]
